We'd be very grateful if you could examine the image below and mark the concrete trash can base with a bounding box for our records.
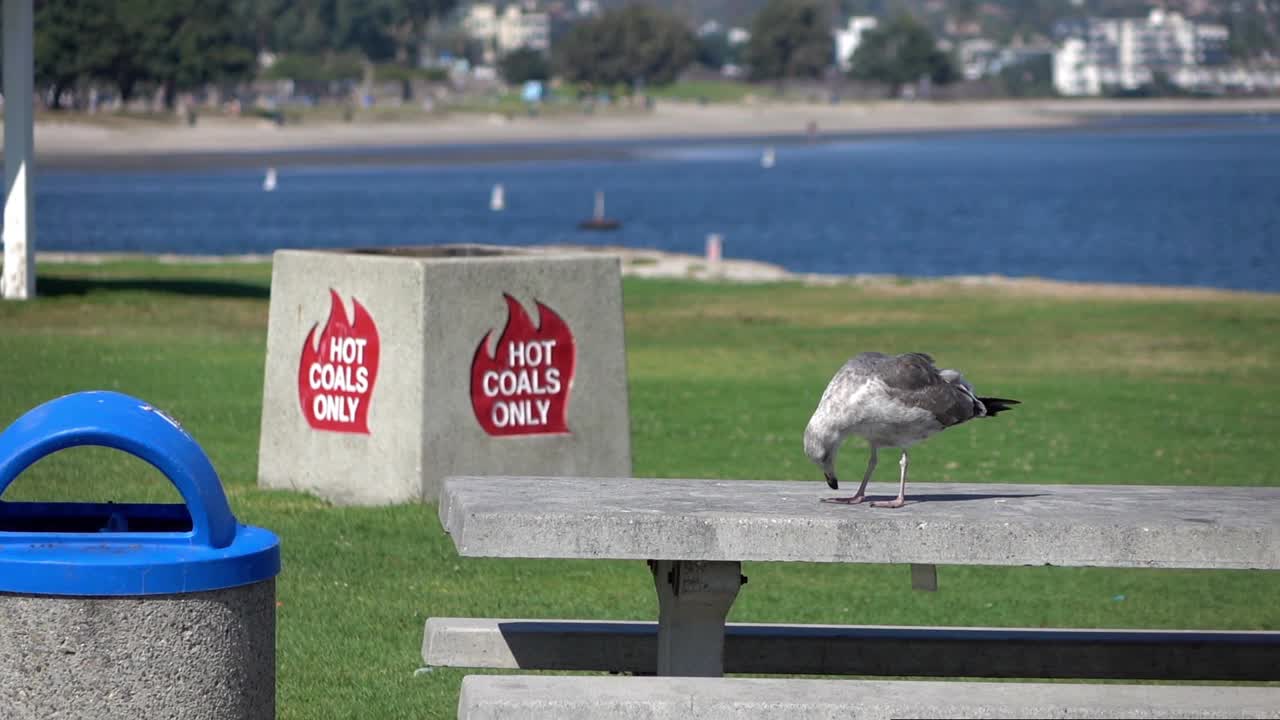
[0,391,281,720]
[3,585,275,720]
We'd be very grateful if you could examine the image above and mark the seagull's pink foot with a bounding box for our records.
[870,496,907,508]
[821,495,866,505]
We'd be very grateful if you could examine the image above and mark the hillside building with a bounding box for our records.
[1053,9,1230,95]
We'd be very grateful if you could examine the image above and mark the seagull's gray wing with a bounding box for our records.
[870,352,985,428]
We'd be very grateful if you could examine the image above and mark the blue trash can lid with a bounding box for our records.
[0,392,280,596]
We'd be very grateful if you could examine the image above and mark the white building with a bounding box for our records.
[1053,9,1229,96]
[498,5,549,54]
[960,39,1054,82]
[1169,65,1280,94]
[697,20,723,38]
[464,3,550,65]
[957,38,997,80]
[463,4,499,56]
[835,16,878,72]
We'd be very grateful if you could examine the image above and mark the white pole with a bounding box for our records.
[2,0,36,300]
[706,233,722,264]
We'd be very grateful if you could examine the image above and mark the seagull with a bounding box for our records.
[803,352,1019,508]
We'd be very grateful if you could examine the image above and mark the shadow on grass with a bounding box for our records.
[38,276,269,300]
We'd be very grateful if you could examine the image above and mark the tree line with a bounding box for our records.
[605,0,1279,64]
[31,0,458,108]
[558,1,957,94]
[28,0,958,109]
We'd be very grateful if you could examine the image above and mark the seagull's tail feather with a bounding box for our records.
[979,397,1020,417]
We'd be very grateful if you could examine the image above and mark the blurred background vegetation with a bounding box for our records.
[18,0,1279,122]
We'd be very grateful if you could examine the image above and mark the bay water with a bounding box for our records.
[35,114,1280,292]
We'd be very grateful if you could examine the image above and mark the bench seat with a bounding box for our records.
[457,675,1280,720]
[425,617,1280,681]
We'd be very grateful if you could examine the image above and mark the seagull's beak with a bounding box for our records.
[824,472,838,490]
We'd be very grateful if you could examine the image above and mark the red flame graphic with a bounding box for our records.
[471,294,577,436]
[297,289,380,434]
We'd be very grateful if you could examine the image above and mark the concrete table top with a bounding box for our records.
[439,477,1280,570]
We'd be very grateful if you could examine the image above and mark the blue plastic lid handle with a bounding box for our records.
[0,391,236,549]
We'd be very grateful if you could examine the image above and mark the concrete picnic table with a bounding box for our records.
[437,476,1280,677]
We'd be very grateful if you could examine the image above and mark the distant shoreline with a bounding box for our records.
[26,97,1280,172]
[36,245,1278,300]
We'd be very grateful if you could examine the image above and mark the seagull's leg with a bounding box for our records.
[822,447,876,504]
[872,450,909,508]
[852,447,878,500]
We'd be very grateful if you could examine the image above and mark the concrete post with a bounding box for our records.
[911,563,938,591]
[258,248,632,505]
[2,0,36,300]
[650,560,743,677]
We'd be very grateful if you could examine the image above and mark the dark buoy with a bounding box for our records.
[578,190,620,231]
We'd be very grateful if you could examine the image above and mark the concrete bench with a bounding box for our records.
[457,675,1280,720]
[436,477,1279,677]
[424,617,1280,680]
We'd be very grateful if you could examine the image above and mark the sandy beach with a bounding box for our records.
[26,97,1280,170]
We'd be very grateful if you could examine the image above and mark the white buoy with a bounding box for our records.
[577,189,619,230]
[490,183,505,211]
[263,167,278,192]
[761,147,776,169]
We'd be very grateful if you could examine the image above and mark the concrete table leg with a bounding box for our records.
[649,559,744,677]
[911,563,938,592]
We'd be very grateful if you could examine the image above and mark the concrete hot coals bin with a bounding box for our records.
[257,246,632,505]
[0,391,281,720]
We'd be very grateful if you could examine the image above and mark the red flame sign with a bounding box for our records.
[471,294,577,436]
[297,289,380,434]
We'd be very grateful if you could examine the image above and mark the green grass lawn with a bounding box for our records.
[2,261,1278,718]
